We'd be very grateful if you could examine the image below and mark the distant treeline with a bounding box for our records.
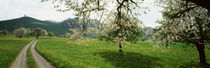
[0,16,98,36]
[0,16,156,40]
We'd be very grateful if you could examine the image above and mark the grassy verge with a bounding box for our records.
[0,36,33,68]
[27,45,36,68]
[36,37,210,68]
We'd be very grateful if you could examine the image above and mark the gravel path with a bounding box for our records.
[30,39,55,68]
[10,39,35,68]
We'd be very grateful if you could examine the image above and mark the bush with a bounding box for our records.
[2,29,9,35]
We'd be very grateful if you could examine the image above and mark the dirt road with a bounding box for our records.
[30,40,55,68]
[10,39,35,68]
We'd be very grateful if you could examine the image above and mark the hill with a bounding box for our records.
[140,27,157,41]
[0,16,101,36]
[0,16,71,35]
[0,16,155,38]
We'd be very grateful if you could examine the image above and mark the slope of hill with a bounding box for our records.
[0,16,101,36]
[0,16,71,35]
[0,16,154,38]
[140,27,157,41]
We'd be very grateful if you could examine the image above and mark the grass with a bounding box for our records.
[0,35,33,68]
[27,45,36,68]
[36,37,210,68]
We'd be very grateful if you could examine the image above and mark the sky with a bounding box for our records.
[0,0,163,28]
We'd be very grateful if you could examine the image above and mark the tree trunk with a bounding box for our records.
[119,42,122,53]
[195,43,207,64]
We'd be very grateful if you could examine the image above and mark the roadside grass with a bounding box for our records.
[36,37,210,68]
[27,45,36,68]
[0,35,33,68]
[0,34,15,37]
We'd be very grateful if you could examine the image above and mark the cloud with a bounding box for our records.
[0,0,75,21]
[140,0,163,28]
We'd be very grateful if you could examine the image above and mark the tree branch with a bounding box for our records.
[168,5,199,27]
[130,0,137,6]
[184,0,210,11]
[173,5,199,18]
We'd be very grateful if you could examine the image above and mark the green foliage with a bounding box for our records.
[48,32,56,37]
[2,29,9,35]
[31,28,48,39]
[36,37,210,68]
[140,27,157,41]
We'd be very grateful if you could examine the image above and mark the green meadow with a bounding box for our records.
[0,35,33,68]
[27,45,36,68]
[36,37,210,68]
[1,0,210,67]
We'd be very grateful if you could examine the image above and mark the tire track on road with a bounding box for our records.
[30,39,55,68]
[10,39,35,68]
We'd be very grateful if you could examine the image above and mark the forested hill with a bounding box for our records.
[0,16,156,38]
[0,16,70,35]
[0,16,98,35]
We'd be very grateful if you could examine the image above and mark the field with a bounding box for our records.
[27,45,36,68]
[0,35,33,68]
[36,37,210,68]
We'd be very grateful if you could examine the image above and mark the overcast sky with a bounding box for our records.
[0,0,162,28]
